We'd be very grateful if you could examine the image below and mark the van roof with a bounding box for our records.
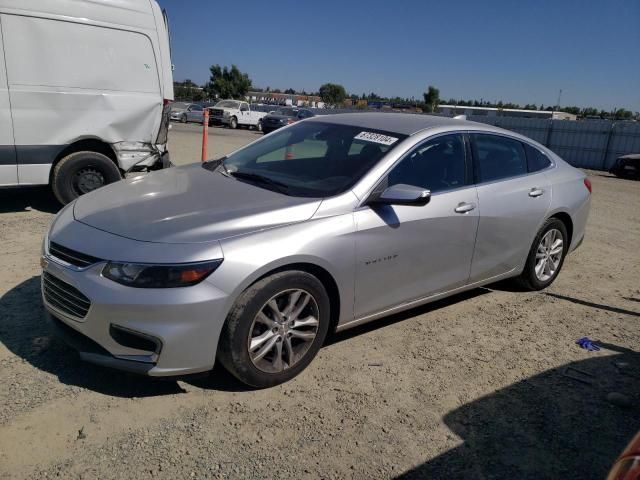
[0,0,159,30]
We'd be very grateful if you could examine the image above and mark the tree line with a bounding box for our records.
[173,65,638,120]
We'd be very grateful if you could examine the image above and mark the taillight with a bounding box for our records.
[584,178,592,194]
[163,98,172,106]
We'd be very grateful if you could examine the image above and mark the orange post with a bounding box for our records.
[201,108,209,162]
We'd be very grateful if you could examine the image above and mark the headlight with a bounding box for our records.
[102,260,222,288]
[223,111,230,117]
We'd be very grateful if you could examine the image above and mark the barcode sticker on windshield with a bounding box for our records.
[354,131,399,146]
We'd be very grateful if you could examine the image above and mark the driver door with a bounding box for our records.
[353,133,479,318]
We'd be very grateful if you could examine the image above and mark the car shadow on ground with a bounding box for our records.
[0,276,494,396]
[0,276,186,397]
[0,186,62,214]
[394,349,640,480]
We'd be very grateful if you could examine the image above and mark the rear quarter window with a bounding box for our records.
[3,15,159,93]
[524,143,552,172]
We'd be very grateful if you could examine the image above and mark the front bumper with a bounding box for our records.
[41,242,230,377]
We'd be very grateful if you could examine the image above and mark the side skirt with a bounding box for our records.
[335,268,518,332]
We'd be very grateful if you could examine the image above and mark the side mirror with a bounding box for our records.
[370,184,431,206]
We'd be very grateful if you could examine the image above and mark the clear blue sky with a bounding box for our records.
[158,0,640,112]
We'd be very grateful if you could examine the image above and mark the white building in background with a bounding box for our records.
[438,105,577,121]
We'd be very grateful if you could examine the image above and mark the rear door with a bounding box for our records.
[0,17,17,185]
[469,133,552,282]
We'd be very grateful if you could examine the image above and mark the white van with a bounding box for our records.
[0,0,173,204]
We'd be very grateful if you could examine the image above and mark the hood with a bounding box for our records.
[73,164,321,244]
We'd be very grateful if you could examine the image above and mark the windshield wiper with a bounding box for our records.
[228,169,290,194]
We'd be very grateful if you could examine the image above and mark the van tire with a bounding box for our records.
[52,151,122,205]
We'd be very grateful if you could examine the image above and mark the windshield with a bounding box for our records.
[215,100,240,109]
[218,121,407,197]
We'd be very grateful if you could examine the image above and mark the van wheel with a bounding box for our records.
[52,151,122,205]
[229,116,238,129]
[218,271,330,388]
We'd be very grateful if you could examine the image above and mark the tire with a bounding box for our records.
[51,151,122,205]
[218,271,330,388]
[180,114,187,123]
[229,116,238,129]
[256,120,263,132]
[513,218,569,291]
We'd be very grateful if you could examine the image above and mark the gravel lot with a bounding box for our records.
[0,124,638,479]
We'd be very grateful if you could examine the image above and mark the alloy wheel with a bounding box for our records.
[534,228,563,282]
[247,289,320,373]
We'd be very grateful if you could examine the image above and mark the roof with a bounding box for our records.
[308,112,471,136]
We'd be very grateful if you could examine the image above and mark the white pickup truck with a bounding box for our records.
[209,100,267,131]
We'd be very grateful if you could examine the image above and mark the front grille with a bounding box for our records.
[42,272,91,319]
[49,241,102,268]
[211,109,224,117]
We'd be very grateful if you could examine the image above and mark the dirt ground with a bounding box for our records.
[0,127,639,479]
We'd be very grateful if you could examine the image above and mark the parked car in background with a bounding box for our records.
[609,153,640,180]
[262,108,315,134]
[42,113,591,387]
[169,102,193,122]
[0,0,173,204]
[209,100,267,130]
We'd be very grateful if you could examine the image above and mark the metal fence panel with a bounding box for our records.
[251,105,639,170]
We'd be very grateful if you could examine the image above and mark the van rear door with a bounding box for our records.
[0,17,17,185]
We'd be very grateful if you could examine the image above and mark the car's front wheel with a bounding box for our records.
[218,271,330,388]
[515,218,568,290]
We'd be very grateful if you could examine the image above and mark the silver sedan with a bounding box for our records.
[41,113,591,387]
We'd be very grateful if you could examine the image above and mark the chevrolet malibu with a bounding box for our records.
[41,113,591,387]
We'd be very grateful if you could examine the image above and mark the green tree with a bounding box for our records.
[319,83,347,106]
[423,85,440,112]
[284,88,296,94]
[205,64,252,100]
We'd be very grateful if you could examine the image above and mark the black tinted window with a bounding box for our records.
[524,143,551,172]
[388,134,467,193]
[472,134,527,182]
[191,105,203,111]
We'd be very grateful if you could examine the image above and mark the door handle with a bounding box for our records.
[454,202,476,214]
[529,188,545,198]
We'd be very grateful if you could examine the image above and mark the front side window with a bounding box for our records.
[387,134,467,194]
[216,121,407,197]
[191,104,203,111]
[472,134,527,183]
[240,103,249,111]
[524,143,552,172]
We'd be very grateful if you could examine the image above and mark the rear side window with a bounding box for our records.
[472,134,527,183]
[524,143,552,172]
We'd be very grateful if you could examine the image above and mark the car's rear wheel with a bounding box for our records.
[51,151,122,205]
[514,218,568,290]
[218,271,330,388]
